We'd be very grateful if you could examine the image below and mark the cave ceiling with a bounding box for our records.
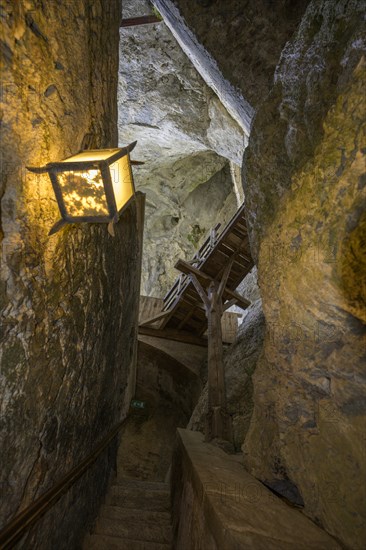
[118,0,245,296]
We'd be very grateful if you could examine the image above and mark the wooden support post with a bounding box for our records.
[187,271,233,444]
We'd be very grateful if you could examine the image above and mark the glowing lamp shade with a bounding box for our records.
[27,141,137,235]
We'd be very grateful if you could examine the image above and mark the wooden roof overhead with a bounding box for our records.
[139,203,254,342]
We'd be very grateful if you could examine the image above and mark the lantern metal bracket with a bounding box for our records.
[26,165,49,174]
[49,219,68,236]
[107,213,120,237]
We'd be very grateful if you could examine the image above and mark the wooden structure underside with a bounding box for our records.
[139,204,254,344]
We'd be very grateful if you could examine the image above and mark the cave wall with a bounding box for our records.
[242,1,366,548]
[153,0,310,130]
[0,1,142,548]
[141,154,237,295]
[119,0,245,165]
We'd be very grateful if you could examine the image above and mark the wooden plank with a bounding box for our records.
[197,211,251,271]
[138,326,208,347]
[139,296,164,324]
[139,309,172,328]
[221,313,238,344]
[161,205,253,336]
[175,259,251,310]
[204,249,253,279]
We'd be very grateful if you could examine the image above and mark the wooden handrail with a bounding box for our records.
[0,418,127,549]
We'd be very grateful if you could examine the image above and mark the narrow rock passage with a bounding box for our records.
[83,408,174,548]
[83,340,200,549]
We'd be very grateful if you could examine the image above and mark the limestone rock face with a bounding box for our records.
[237,266,261,306]
[188,298,265,451]
[0,1,141,548]
[242,1,366,547]
[153,0,309,115]
[141,154,237,295]
[119,0,245,165]
[119,0,242,296]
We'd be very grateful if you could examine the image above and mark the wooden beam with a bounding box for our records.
[178,307,196,330]
[223,298,237,312]
[138,326,208,347]
[120,15,162,27]
[175,259,251,310]
[139,309,172,328]
[188,273,210,311]
[218,253,236,298]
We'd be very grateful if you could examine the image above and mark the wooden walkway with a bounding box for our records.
[139,296,240,345]
[138,203,253,345]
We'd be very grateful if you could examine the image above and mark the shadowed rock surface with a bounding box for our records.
[242,1,366,547]
[153,0,310,117]
[117,341,201,481]
[172,429,341,549]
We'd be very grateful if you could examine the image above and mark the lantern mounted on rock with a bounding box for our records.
[27,141,141,236]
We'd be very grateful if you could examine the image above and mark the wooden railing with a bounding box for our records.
[0,418,127,549]
[162,223,221,311]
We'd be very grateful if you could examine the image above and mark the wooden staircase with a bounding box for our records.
[84,479,172,549]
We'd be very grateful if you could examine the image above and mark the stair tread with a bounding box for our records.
[84,533,172,550]
[96,507,172,543]
[107,485,170,511]
[113,479,169,491]
[100,505,171,520]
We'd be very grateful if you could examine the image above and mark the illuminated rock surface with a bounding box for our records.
[0,1,140,548]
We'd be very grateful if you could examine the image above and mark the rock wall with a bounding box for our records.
[0,1,142,548]
[153,0,309,128]
[142,155,237,295]
[242,1,366,548]
[172,429,341,550]
[119,0,244,165]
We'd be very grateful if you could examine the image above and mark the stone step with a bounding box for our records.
[85,533,172,550]
[95,506,172,544]
[113,478,170,492]
[107,483,170,511]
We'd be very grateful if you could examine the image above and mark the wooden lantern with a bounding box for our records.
[27,141,138,235]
